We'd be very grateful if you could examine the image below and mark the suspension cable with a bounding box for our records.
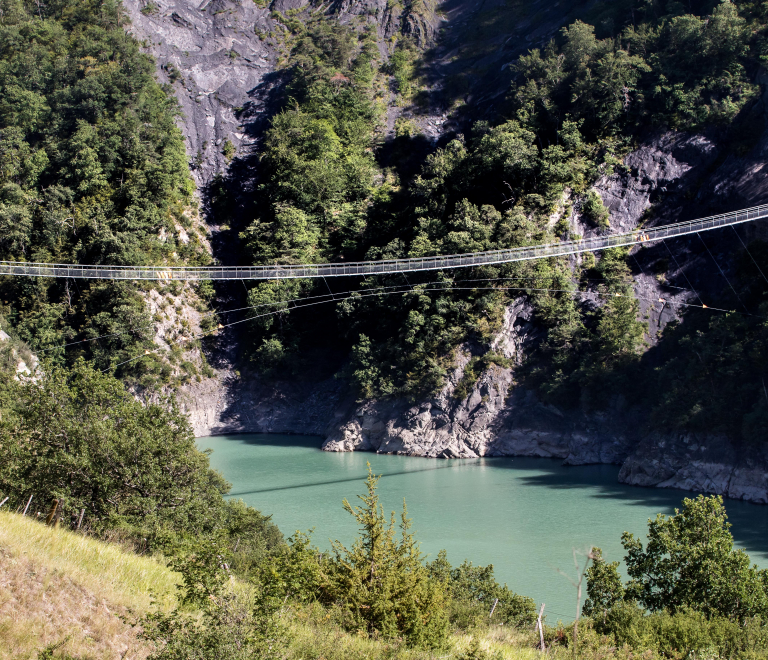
[731,225,768,287]
[697,233,749,314]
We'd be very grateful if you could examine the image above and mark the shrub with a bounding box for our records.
[222,139,236,161]
[322,465,449,648]
[428,550,537,631]
[622,495,768,620]
[582,190,610,228]
[141,539,286,660]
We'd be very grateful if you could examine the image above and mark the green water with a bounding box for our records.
[197,433,768,622]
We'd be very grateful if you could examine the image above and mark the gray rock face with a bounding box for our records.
[323,298,556,459]
[597,132,719,234]
[124,0,277,185]
[179,368,348,437]
[122,0,444,187]
[619,434,768,504]
[591,132,721,343]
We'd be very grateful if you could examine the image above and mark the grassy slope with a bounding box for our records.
[0,512,552,660]
[0,511,178,660]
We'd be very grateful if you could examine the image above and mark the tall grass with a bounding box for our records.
[0,511,179,659]
[0,511,179,611]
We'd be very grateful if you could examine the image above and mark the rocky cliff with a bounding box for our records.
[171,123,768,505]
[124,0,768,504]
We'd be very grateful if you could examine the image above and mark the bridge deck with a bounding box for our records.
[1,204,766,280]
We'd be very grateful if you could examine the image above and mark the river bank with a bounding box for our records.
[180,350,768,505]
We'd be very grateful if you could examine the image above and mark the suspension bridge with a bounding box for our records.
[3,204,768,281]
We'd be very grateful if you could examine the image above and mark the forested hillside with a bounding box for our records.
[0,0,212,386]
[1,0,768,458]
[204,0,768,446]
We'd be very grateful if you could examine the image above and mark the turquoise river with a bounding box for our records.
[197,433,768,622]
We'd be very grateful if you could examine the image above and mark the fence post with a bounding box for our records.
[45,499,59,526]
[535,603,546,651]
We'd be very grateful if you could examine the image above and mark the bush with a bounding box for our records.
[622,495,768,620]
[0,360,282,557]
[578,495,768,658]
[428,550,537,631]
[596,602,768,659]
[582,190,610,228]
[141,539,286,660]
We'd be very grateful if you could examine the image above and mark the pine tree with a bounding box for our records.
[324,463,448,648]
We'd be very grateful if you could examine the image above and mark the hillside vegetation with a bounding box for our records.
[0,362,766,658]
[4,485,768,659]
[4,0,768,654]
[0,510,178,659]
[207,0,768,447]
[0,0,213,387]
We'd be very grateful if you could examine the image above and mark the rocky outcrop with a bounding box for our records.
[178,368,347,437]
[123,0,278,185]
[320,299,635,464]
[0,329,38,377]
[619,434,768,504]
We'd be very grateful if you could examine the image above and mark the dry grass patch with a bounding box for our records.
[0,512,178,659]
[283,602,546,660]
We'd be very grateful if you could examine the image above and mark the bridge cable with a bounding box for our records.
[696,232,750,314]
[731,225,768,287]
[631,252,649,277]
[661,238,706,307]
[36,331,126,352]
[101,283,746,375]
[322,275,336,300]
[42,273,705,357]
[204,275,701,323]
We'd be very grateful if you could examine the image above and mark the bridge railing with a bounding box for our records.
[0,204,766,280]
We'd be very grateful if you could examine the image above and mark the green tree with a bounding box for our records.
[582,547,625,623]
[622,495,768,620]
[0,0,207,381]
[0,359,282,555]
[324,464,449,648]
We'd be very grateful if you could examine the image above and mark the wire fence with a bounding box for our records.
[2,203,767,281]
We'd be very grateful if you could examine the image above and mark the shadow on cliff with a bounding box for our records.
[412,0,642,124]
[197,70,291,370]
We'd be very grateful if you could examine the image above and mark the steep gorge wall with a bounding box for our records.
[125,0,768,504]
[174,125,768,504]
